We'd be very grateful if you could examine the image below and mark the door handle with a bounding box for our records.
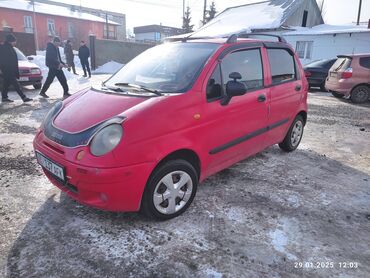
[295,85,302,91]
[257,94,266,102]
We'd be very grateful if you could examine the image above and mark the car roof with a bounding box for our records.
[337,53,370,58]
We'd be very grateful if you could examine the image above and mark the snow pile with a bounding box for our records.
[190,0,303,37]
[283,24,370,36]
[93,61,124,74]
[29,47,83,82]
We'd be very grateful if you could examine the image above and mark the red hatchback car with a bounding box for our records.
[33,34,308,219]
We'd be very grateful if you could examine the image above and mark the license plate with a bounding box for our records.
[19,77,29,81]
[330,72,337,78]
[36,152,65,181]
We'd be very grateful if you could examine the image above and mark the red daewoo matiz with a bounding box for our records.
[34,34,308,219]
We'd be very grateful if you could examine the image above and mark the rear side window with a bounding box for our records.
[267,48,296,85]
[221,49,264,91]
[359,57,370,69]
[331,57,352,72]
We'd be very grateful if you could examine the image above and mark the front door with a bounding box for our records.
[201,47,269,176]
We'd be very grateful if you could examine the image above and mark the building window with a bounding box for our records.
[24,16,33,33]
[296,41,313,59]
[47,18,56,36]
[104,24,116,39]
[67,22,74,38]
[302,10,308,27]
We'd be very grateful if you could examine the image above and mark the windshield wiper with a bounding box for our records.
[114,83,162,96]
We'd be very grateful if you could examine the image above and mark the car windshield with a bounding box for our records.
[104,42,219,93]
[14,47,27,61]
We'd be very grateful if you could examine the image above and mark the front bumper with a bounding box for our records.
[33,135,155,212]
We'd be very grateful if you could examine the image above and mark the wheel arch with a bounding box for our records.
[350,83,370,94]
[297,110,307,126]
[154,149,201,181]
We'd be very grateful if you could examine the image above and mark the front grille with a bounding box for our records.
[19,69,31,75]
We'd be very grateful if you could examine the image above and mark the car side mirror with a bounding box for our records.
[221,72,246,106]
[27,56,34,61]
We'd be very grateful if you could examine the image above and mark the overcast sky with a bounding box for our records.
[57,0,370,30]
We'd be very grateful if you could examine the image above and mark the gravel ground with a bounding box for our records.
[0,79,369,278]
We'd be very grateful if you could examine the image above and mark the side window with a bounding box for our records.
[221,49,263,91]
[359,57,370,69]
[206,64,222,101]
[267,48,296,85]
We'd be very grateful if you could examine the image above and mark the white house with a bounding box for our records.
[282,24,370,64]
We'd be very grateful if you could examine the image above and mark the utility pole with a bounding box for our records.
[31,0,39,51]
[105,13,109,39]
[183,0,185,19]
[203,0,207,24]
[356,0,362,25]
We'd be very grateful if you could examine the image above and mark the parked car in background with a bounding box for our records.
[304,58,336,90]
[0,47,43,90]
[34,35,308,220]
[325,54,370,103]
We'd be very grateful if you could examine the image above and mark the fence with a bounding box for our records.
[0,31,36,56]
[89,36,155,70]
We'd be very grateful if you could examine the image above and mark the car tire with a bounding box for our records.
[33,83,42,90]
[350,85,369,104]
[279,115,305,152]
[141,159,198,220]
[331,91,344,98]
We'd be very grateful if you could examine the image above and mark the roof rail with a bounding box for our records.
[231,33,287,43]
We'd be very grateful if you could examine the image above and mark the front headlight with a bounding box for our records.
[31,68,41,75]
[90,124,123,156]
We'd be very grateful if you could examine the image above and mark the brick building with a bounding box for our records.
[0,0,120,50]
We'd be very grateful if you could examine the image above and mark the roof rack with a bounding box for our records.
[227,33,287,43]
[165,32,286,43]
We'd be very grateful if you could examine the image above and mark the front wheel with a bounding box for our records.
[350,85,369,104]
[141,159,198,220]
[279,115,305,152]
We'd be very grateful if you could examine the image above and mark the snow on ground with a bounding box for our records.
[93,61,124,74]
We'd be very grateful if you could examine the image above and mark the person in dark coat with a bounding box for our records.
[39,37,70,98]
[0,34,32,103]
[64,40,77,75]
[78,41,91,78]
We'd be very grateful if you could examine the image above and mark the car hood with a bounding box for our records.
[53,88,152,133]
[18,60,39,69]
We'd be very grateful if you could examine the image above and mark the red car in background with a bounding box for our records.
[34,34,308,220]
[0,47,43,90]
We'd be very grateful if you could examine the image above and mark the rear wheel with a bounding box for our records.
[141,159,198,220]
[350,85,369,104]
[331,91,344,98]
[279,115,304,152]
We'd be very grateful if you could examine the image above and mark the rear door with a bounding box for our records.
[202,46,269,175]
[265,47,303,145]
[359,56,370,83]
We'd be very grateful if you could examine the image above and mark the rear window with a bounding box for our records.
[359,57,370,69]
[331,57,352,72]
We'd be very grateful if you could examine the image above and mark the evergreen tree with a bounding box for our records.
[205,1,217,24]
[182,6,194,33]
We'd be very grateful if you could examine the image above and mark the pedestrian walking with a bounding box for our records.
[78,41,91,78]
[0,34,32,103]
[39,37,71,98]
[64,40,77,75]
